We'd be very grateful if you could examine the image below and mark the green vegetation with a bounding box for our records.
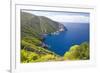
[64,42,89,60]
[21,12,61,38]
[21,37,60,63]
[21,49,39,63]
[21,49,62,63]
[21,37,89,63]
[21,11,62,63]
[21,11,90,63]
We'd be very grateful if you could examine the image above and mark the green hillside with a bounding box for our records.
[21,12,62,39]
[21,12,63,63]
[21,11,89,63]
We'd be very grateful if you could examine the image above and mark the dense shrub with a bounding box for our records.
[64,42,89,60]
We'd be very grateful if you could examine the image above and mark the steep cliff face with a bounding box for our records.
[21,11,67,63]
[21,12,66,38]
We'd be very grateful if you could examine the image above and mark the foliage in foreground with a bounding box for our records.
[21,49,60,63]
[21,39,89,63]
[64,42,89,60]
[21,36,60,63]
[21,11,89,63]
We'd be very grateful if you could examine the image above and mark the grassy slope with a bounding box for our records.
[21,12,63,63]
[21,11,89,63]
[21,12,60,38]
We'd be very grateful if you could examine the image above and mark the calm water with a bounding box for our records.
[44,23,89,56]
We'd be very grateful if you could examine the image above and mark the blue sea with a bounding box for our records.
[44,22,89,56]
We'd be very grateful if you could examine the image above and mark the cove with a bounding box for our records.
[44,23,89,56]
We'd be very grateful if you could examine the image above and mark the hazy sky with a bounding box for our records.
[22,10,90,23]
